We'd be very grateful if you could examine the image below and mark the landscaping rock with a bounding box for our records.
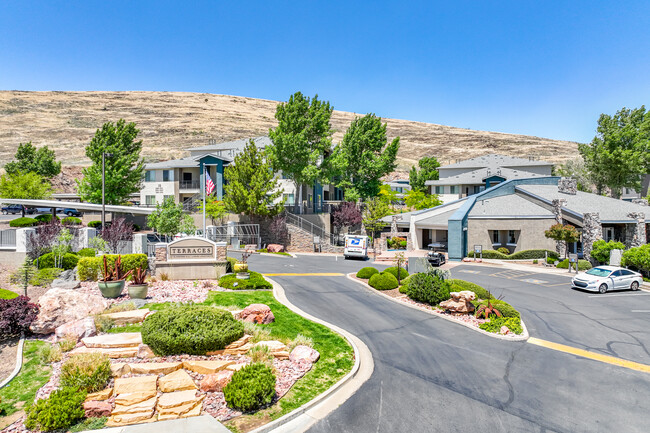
[226,362,250,372]
[115,391,157,406]
[110,363,131,377]
[256,340,287,354]
[439,291,476,314]
[223,342,253,356]
[54,317,96,341]
[82,332,142,348]
[157,390,201,409]
[158,399,203,421]
[137,344,156,359]
[267,244,285,253]
[70,345,139,359]
[200,370,234,392]
[30,288,108,334]
[106,410,156,427]
[290,345,320,363]
[129,362,183,376]
[500,326,511,335]
[159,369,197,393]
[51,269,80,290]
[114,375,158,395]
[85,388,113,402]
[183,360,234,374]
[113,396,157,415]
[240,303,275,324]
[84,400,112,418]
[99,309,150,326]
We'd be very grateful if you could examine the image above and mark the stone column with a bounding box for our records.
[551,199,567,257]
[155,243,168,262]
[15,228,36,253]
[215,242,227,260]
[626,212,647,248]
[582,212,602,263]
[390,216,401,237]
[558,177,578,195]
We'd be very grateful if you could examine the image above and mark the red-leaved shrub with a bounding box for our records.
[0,296,39,340]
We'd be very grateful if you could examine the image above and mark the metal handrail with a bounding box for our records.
[284,212,339,245]
[179,180,200,190]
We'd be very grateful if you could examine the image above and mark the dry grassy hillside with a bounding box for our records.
[0,91,580,172]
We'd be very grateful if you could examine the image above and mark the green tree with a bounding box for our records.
[147,197,185,239]
[544,223,580,259]
[4,142,61,179]
[0,172,53,215]
[590,239,626,264]
[268,92,333,213]
[330,114,400,200]
[553,158,593,193]
[409,156,440,193]
[224,139,283,216]
[579,106,650,197]
[404,189,442,210]
[77,119,145,204]
[378,184,400,208]
[180,214,197,235]
[199,198,228,225]
[362,198,390,241]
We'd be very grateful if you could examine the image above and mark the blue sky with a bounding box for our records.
[1,1,649,143]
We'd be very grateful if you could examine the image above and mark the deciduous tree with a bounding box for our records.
[199,198,228,225]
[5,142,61,179]
[330,114,400,200]
[101,217,134,254]
[362,198,390,241]
[404,189,442,210]
[544,223,580,258]
[0,172,52,215]
[409,156,440,193]
[224,139,282,217]
[332,202,362,235]
[147,198,184,239]
[268,92,333,213]
[77,119,145,204]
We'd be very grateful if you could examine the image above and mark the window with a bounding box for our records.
[145,171,155,182]
[621,269,635,276]
[474,185,485,194]
[610,270,622,277]
[145,195,156,205]
[435,186,444,194]
[449,185,459,194]
[508,230,516,244]
[492,230,500,244]
[163,170,174,182]
[283,194,294,205]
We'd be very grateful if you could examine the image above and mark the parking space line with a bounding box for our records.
[631,310,650,313]
[263,273,345,277]
[588,293,650,298]
[527,337,650,374]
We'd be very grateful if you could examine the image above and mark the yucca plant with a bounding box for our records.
[100,255,133,282]
[132,266,148,285]
[475,291,503,319]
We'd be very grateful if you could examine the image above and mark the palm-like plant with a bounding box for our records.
[132,266,147,285]
[100,255,134,282]
[474,290,503,319]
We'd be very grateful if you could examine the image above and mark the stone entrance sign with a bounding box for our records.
[168,238,217,260]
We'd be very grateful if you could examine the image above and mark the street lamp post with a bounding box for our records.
[101,152,113,230]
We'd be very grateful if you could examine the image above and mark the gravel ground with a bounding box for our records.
[0,338,20,384]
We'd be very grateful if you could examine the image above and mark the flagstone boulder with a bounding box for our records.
[290,345,320,364]
[159,369,197,393]
[99,309,151,326]
[240,304,275,324]
[54,317,96,342]
[30,288,108,334]
[183,360,234,374]
[84,401,113,418]
[129,362,183,376]
[200,370,234,392]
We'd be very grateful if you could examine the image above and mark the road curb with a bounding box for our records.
[346,273,529,342]
[246,277,374,433]
[0,336,25,389]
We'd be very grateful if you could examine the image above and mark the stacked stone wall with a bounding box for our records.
[625,212,647,248]
[551,198,567,257]
[582,213,602,263]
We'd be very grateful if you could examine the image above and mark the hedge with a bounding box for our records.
[448,279,494,300]
[223,363,276,412]
[591,240,626,264]
[406,272,451,305]
[368,272,399,291]
[34,252,79,270]
[383,266,409,280]
[218,272,272,290]
[35,214,59,223]
[142,305,244,355]
[356,267,379,279]
[621,244,650,274]
[77,254,148,281]
[467,249,559,260]
[556,259,592,271]
[88,221,102,228]
[479,317,523,335]
[77,248,96,258]
[9,217,38,227]
[62,216,82,225]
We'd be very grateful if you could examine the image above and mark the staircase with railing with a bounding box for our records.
[182,193,202,212]
[283,212,342,247]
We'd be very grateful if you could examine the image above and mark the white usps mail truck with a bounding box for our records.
[344,235,369,259]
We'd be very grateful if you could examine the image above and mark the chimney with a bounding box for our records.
[558,177,577,195]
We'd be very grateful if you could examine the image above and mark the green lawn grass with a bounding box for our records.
[0,340,51,417]
[0,288,19,299]
[147,290,354,429]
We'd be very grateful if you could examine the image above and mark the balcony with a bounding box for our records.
[179,180,200,191]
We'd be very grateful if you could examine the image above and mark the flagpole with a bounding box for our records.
[202,164,206,238]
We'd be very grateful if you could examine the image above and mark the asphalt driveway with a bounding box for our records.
[242,254,650,432]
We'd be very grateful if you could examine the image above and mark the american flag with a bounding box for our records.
[205,170,215,195]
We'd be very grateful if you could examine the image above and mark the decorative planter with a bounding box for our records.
[98,280,126,298]
[236,272,250,280]
[128,284,149,299]
[233,263,249,273]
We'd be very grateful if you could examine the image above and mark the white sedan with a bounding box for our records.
[571,265,643,294]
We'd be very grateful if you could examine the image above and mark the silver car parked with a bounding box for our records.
[571,265,643,294]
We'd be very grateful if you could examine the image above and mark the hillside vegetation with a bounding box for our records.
[0,91,580,171]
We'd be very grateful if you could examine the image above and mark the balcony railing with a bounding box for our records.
[179,180,200,190]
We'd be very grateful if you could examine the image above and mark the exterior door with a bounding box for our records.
[620,269,637,289]
[609,270,624,289]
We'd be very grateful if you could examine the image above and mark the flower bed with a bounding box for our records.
[76,280,219,306]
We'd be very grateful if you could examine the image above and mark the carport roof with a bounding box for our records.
[414,209,457,228]
[0,199,155,215]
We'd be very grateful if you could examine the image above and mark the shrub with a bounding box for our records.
[368,272,399,290]
[9,217,38,227]
[58,335,78,353]
[556,259,592,271]
[399,275,411,294]
[223,363,276,412]
[77,254,148,281]
[406,272,451,305]
[218,272,272,290]
[60,352,112,393]
[142,305,244,356]
[34,252,78,270]
[532,259,538,264]
[88,220,102,228]
[590,240,626,264]
[547,256,557,265]
[468,249,559,261]
[0,295,39,340]
[479,317,523,335]
[473,299,520,319]
[62,216,82,225]
[132,224,141,232]
[35,214,59,224]
[226,257,238,273]
[38,343,63,363]
[467,249,507,259]
[497,247,510,255]
[247,345,273,367]
[0,288,18,299]
[356,267,379,279]
[25,387,86,432]
[77,248,97,257]
[447,279,494,300]
[621,244,650,275]
[30,267,63,286]
[384,266,409,280]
